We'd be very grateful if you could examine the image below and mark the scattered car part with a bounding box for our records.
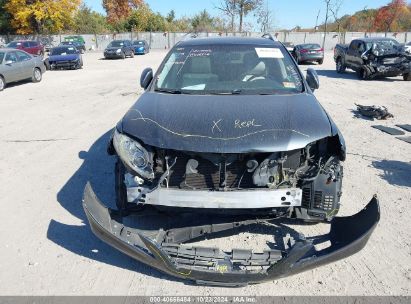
[396,124,411,132]
[355,104,393,120]
[396,136,411,144]
[372,125,405,136]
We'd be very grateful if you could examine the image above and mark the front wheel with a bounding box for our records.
[336,58,346,73]
[403,73,411,81]
[121,52,126,60]
[130,51,134,58]
[357,67,370,80]
[0,76,5,91]
[32,68,42,83]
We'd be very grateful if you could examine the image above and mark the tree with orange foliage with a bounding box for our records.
[103,0,143,25]
[373,0,408,32]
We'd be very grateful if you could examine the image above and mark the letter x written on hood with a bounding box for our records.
[120,92,333,153]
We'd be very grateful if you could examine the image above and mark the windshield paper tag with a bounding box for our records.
[283,82,296,88]
[255,48,284,58]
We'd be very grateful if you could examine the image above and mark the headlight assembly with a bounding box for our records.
[113,129,154,180]
[116,49,121,53]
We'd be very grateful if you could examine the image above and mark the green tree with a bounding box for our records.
[166,10,175,23]
[0,0,13,34]
[73,4,108,34]
[191,9,215,32]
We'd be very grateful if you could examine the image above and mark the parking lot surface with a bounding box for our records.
[0,50,410,295]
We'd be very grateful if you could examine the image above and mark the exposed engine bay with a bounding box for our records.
[113,132,343,222]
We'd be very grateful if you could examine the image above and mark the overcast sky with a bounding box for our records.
[85,0,392,29]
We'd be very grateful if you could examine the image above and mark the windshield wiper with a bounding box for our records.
[209,89,243,95]
[154,88,182,94]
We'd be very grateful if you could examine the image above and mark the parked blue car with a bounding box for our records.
[45,46,83,70]
[132,40,149,55]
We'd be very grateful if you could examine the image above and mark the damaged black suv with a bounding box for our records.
[83,36,379,286]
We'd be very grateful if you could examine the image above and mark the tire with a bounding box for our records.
[336,58,346,73]
[357,66,370,80]
[0,76,5,91]
[32,68,42,83]
[130,51,134,58]
[403,73,411,81]
[121,52,126,60]
[115,159,128,211]
[318,59,324,65]
[44,60,50,70]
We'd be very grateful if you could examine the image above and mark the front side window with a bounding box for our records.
[16,51,31,61]
[7,41,21,48]
[155,44,303,95]
[5,52,18,63]
[0,52,4,64]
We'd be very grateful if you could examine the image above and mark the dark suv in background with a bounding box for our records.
[6,40,45,56]
[104,40,134,59]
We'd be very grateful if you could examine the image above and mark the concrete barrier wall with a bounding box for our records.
[1,32,410,51]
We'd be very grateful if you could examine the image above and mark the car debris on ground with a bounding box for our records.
[355,104,394,120]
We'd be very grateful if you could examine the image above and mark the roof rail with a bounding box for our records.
[262,33,277,41]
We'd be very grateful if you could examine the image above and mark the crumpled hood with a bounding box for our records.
[48,54,79,62]
[120,92,333,153]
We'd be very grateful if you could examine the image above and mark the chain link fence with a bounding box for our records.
[1,31,410,51]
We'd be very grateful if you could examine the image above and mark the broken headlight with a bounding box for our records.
[113,129,154,180]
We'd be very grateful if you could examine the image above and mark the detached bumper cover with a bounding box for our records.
[83,183,380,286]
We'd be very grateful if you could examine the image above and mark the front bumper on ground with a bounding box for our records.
[83,182,380,286]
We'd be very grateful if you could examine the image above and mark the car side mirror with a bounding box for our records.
[140,68,153,90]
[306,68,319,91]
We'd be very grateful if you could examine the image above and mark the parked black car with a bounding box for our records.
[104,40,134,59]
[292,43,324,64]
[83,36,379,286]
[334,37,411,80]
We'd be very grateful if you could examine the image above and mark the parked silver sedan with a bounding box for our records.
[0,48,46,91]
